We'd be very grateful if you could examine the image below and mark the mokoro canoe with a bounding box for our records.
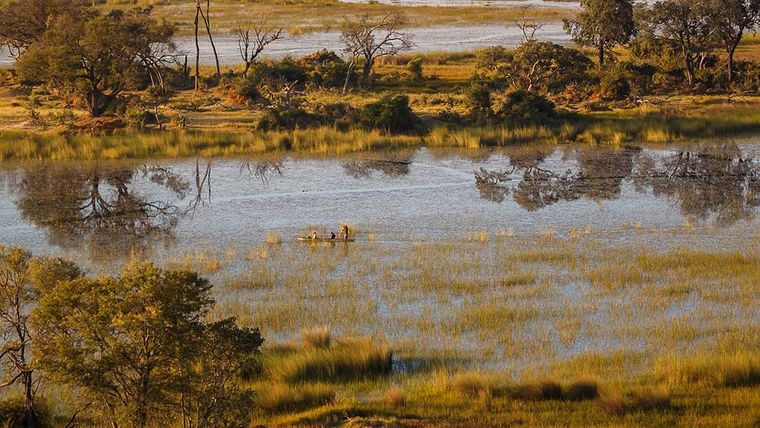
[296,237,356,243]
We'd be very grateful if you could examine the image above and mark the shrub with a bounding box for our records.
[230,77,261,104]
[256,383,336,413]
[359,95,420,133]
[249,57,308,88]
[498,90,557,124]
[299,50,351,88]
[597,71,631,102]
[466,82,493,119]
[257,107,320,132]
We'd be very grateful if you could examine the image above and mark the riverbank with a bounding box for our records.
[1,95,759,161]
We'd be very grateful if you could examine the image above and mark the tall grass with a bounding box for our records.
[267,337,392,383]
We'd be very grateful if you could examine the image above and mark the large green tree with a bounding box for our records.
[0,247,81,427]
[477,41,593,93]
[0,0,86,58]
[642,0,715,87]
[32,263,214,428]
[18,8,174,117]
[706,0,760,82]
[564,0,636,67]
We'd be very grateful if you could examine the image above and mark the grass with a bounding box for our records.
[266,337,393,383]
[103,0,574,35]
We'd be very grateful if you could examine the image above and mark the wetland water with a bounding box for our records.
[1,141,758,371]
[1,141,759,266]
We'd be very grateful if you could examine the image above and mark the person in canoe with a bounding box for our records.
[339,225,349,241]
[310,231,318,240]
[331,232,336,240]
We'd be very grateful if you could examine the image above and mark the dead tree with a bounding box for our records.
[340,12,413,90]
[515,6,543,42]
[237,19,283,78]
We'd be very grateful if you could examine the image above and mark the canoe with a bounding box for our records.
[296,237,356,243]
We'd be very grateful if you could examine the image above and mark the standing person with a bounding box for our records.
[341,225,349,241]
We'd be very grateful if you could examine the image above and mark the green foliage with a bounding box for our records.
[32,262,215,427]
[359,95,421,133]
[498,90,557,123]
[564,0,636,66]
[597,68,632,101]
[257,107,321,132]
[478,42,593,94]
[17,7,174,117]
[299,50,352,88]
[466,82,493,119]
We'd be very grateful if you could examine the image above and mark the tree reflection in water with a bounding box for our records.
[13,164,189,260]
[477,144,759,225]
[343,159,412,179]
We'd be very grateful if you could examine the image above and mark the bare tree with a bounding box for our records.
[515,6,544,42]
[237,19,283,78]
[194,0,221,89]
[340,12,413,90]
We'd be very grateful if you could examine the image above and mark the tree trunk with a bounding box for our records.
[87,89,115,117]
[685,55,695,87]
[194,4,201,91]
[200,2,221,82]
[23,371,37,428]
[598,40,604,68]
[361,58,373,87]
[343,59,356,94]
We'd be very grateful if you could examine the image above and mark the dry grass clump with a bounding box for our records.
[510,379,564,401]
[384,387,407,408]
[301,326,332,349]
[657,353,760,388]
[598,387,671,415]
[269,337,392,383]
[564,379,600,401]
[256,383,336,413]
[451,373,491,400]
[266,231,283,245]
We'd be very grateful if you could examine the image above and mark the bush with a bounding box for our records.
[359,95,421,133]
[498,90,557,124]
[257,107,320,132]
[466,82,493,119]
[299,50,352,88]
[249,57,308,88]
[597,70,631,102]
[230,77,261,104]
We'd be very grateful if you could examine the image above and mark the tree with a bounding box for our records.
[0,248,81,427]
[340,12,413,90]
[32,263,214,428]
[706,0,760,82]
[563,0,635,67]
[478,41,593,93]
[0,0,86,58]
[179,318,263,428]
[17,8,175,117]
[237,19,283,78]
[643,0,715,86]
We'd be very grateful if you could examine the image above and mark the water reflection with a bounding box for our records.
[12,164,188,260]
[2,143,759,265]
[343,159,412,178]
[476,143,759,226]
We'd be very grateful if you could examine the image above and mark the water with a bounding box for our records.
[1,141,759,269]
[0,23,569,67]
